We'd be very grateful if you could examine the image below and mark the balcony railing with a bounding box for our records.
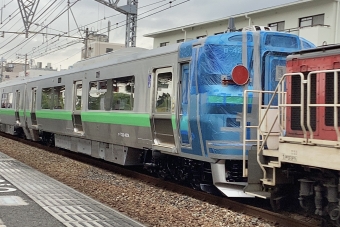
[283,24,330,33]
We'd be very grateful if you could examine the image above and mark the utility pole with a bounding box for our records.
[84,28,89,59]
[94,0,138,47]
[24,54,27,77]
[108,20,111,41]
[68,0,70,36]
[0,57,6,83]
[17,0,40,38]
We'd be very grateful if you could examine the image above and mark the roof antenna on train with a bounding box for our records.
[226,18,237,33]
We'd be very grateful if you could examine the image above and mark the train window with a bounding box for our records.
[7,93,13,108]
[112,76,134,111]
[1,93,7,108]
[53,86,65,109]
[1,93,12,108]
[32,88,37,112]
[88,80,108,110]
[15,91,20,110]
[156,72,172,112]
[41,88,52,109]
[75,83,82,110]
[88,77,134,111]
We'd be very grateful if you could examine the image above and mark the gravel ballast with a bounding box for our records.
[0,136,278,227]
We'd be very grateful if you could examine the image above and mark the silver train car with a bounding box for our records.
[0,30,314,197]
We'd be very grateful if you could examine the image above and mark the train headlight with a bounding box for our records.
[231,65,249,85]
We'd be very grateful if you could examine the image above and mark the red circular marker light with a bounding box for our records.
[231,65,249,85]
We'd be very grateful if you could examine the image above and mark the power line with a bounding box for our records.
[2,0,167,60]
[36,0,190,64]
[0,0,64,57]
[1,0,80,58]
[96,0,190,35]
[3,0,190,68]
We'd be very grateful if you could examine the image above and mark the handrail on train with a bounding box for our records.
[242,68,340,180]
[242,72,305,178]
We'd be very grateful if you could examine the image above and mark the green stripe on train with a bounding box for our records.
[0,109,15,115]
[172,114,176,130]
[208,96,253,104]
[81,112,151,127]
[19,110,28,117]
[36,110,72,120]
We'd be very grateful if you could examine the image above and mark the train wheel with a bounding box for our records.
[189,178,201,190]
[270,195,283,212]
[42,132,55,147]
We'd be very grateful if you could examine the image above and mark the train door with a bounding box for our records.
[31,87,37,125]
[15,90,20,123]
[179,63,192,147]
[72,80,83,133]
[263,52,287,105]
[151,67,177,153]
[21,84,32,139]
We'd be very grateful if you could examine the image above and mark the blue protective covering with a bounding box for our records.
[178,31,315,159]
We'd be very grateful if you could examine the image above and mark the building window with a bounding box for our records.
[5,75,9,78]
[160,42,169,47]
[106,48,113,53]
[196,35,206,39]
[268,21,285,31]
[177,39,184,43]
[299,14,324,27]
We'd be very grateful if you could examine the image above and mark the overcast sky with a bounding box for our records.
[0,0,297,70]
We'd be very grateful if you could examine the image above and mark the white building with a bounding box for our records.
[81,33,125,60]
[0,62,29,82]
[18,62,57,78]
[144,0,340,48]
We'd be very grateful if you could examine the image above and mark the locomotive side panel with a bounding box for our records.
[286,51,340,141]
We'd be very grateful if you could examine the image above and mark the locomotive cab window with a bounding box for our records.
[88,76,135,111]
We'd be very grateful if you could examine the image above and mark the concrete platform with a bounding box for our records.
[0,151,146,227]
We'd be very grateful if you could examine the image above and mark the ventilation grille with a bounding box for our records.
[290,73,316,131]
[325,72,340,126]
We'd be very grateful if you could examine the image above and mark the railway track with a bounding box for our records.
[0,132,322,227]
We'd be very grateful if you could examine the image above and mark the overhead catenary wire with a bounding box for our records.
[1,0,81,58]
[3,0,176,58]
[0,0,58,47]
[18,1,183,63]
[0,0,15,25]
[0,0,65,57]
[45,0,191,66]
[96,0,190,35]
[5,0,190,67]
